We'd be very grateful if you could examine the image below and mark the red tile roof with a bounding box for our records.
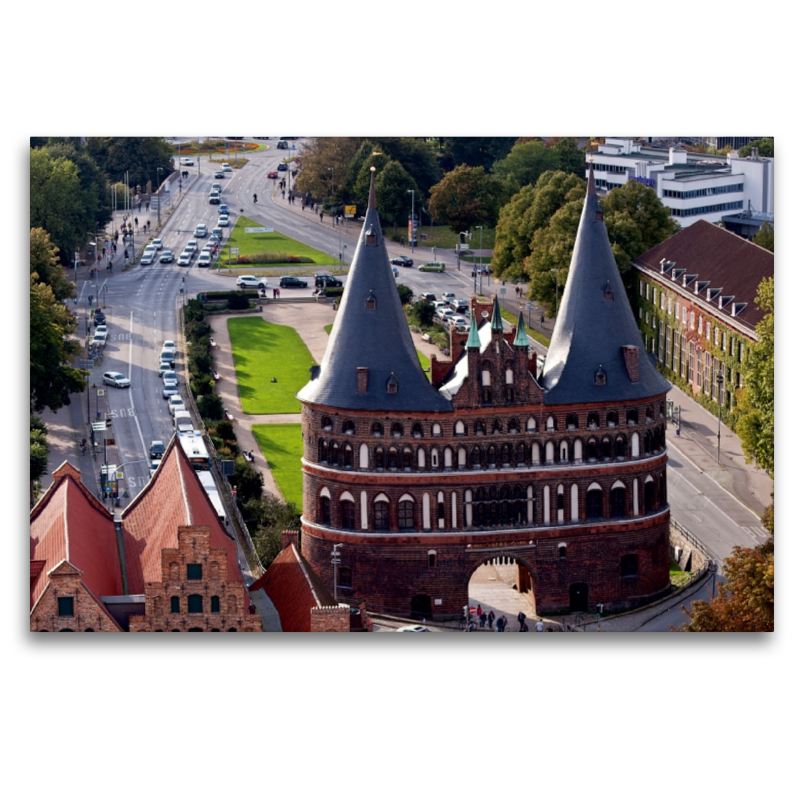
[30,462,122,610]
[633,220,773,331]
[260,544,335,633]
[122,436,244,592]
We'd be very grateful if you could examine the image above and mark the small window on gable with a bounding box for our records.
[432,423,442,437]
[603,282,613,302]
[365,291,377,311]
[595,366,607,386]
[365,225,377,246]
[58,597,74,617]
[187,564,202,580]
[386,374,398,394]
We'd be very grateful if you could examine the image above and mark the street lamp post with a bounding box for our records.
[156,167,163,227]
[716,370,724,464]
[407,189,415,252]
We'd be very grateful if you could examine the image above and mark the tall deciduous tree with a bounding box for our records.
[752,221,774,252]
[375,161,419,233]
[295,137,364,201]
[680,541,774,632]
[492,139,560,193]
[439,137,516,171]
[735,276,774,477]
[428,165,505,234]
[30,415,49,508]
[736,138,774,158]
[31,227,74,302]
[85,137,174,190]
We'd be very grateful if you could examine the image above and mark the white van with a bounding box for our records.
[173,410,194,434]
[180,157,194,166]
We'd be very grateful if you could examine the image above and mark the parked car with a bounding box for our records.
[160,249,174,263]
[195,224,207,237]
[93,311,106,327]
[103,371,130,388]
[449,315,468,329]
[168,395,186,416]
[149,440,166,459]
[418,261,446,273]
[178,251,192,266]
[236,275,268,289]
[157,360,172,376]
[390,256,413,268]
[315,273,342,288]
[267,171,278,179]
[279,276,308,288]
[94,325,108,336]
[92,330,108,346]
[396,625,430,633]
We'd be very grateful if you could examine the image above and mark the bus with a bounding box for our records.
[197,470,227,527]
[178,431,210,470]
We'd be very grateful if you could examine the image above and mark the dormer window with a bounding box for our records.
[365,225,377,246]
[595,365,607,386]
[365,290,377,311]
[387,374,398,394]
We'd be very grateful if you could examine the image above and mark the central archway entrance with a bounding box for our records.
[410,594,432,620]
[468,556,536,630]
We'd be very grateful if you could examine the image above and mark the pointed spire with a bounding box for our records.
[368,165,377,210]
[466,314,481,349]
[513,310,529,347]
[587,156,596,196]
[490,295,503,332]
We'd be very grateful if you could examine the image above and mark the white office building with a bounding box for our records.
[586,138,773,229]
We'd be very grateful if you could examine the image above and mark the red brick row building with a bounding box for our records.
[295,167,672,619]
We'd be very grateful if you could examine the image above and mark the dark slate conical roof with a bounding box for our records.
[297,171,452,413]
[541,164,671,404]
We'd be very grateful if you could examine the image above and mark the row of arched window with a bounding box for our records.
[154,594,239,615]
[315,474,666,532]
[317,426,666,471]
[318,405,665,439]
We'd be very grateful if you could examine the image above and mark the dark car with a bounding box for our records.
[149,440,166,459]
[277,140,289,149]
[214,171,225,179]
[390,256,414,268]
[160,249,174,263]
[316,275,342,288]
[472,266,492,276]
[94,312,106,327]
[277,163,288,171]
[418,292,436,303]
[279,276,308,288]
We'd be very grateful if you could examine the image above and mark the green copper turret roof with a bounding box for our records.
[490,295,503,331]
[513,311,529,347]
[466,313,481,348]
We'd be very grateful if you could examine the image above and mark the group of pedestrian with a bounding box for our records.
[271,288,281,299]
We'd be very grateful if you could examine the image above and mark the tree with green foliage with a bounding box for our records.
[84,137,174,190]
[680,540,774,631]
[492,139,560,194]
[353,152,391,208]
[439,137,516,171]
[295,137,365,202]
[230,457,264,504]
[411,299,435,327]
[736,138,773,158]
[30,415,49,508]
[428,165,505,234]
[752,221,774,252]
[735,276,774,477]
[30,228,74,302]
[396,283,413,305]
[244,495,301,568]
[30,274,86,413]
[373,137,442,197]
[492,172,585,283]
[30,148,87,265]
[550,137,587,178]
[375,161,419,233]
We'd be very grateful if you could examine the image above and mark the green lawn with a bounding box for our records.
[222,216,336,268]
[499,306,551,347]
[251,423,304,509]
[228,317,315,414]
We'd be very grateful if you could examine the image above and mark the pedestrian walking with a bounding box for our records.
[320,211,324,223]
[479,612,487,629]
[520,622,528,632]
[476,604,483,619]
[540,314,545,327]
[134,216,138,228]
[535,620,544,632]
[487,610,495,629]
[517,611,526,631]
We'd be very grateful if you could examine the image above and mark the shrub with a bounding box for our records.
[185,318,211,341]
[191,373,214,398]
[396,283,413,305]
[197,393,223,420]
[227,291,250,310]
[228,252,314,265]
[322,287,344,298]
[214,419,236,441]
[231,457,264,503]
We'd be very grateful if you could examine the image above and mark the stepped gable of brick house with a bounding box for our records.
[297,168,452,414]
[261,542,338,632]
[30,462,122,612]
[121,436,243,593]
[542,162,671,405]
[633,219,774,332]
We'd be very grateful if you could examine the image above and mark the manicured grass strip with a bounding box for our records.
[324,324,333,335]
[228,317,315,414]
[417,350,430,372]
[252,423,304,509]
[499,307,551,347]
[222,216,335,267]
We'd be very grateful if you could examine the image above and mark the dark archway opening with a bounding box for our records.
[410,594,432,620]
[570,582,589,612]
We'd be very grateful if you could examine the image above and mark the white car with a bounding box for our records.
[197,252,212,267]
[158,360,172,376]
[211,183,222,193]
[162,340,176,351]
[236,275,268,289]
[162,381,179,398]
[162,370,177,384]
[178,251,192,266]
[449,315,468,329]
[94,325,108,336]
[218,215,229,227]
[441,292,456,302]
[103,371,131,388]
[396,625,431,633]
[168,395,186,416]
[141,252,155,265]
[194,224,207,238]
[152,239,163,251]
[92,330,108,346]
[144,244,156,256]
[222,163,232,172]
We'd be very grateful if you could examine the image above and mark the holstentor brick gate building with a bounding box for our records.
[296,167,671,619]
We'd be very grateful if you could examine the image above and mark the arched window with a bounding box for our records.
[432,423,442,437]
[402,447,413,469]
[492,418,502,435]
[646,406,654,423]
[428,550,437,568]
[508,418,519,434]
[610,481,627,518]
[601,437,613,460]
[559,440,569,462]
[417,447,426,469]
[607,410,618,428]
[644,477,656,512]
[574,439,583,463]
[423,493,432,528]
[398,497,414,530]
[454,420,466,435]
[374,496,390,531]
[526,417,537,433]
[444,447,453,469]
[341,498,355,530]
[343,444,353,468]
[558,543,567,560]
[372,421,383,437]
[391,422,403,438]
[545,441,554,463]
[431,448,439,469]
[329,441,340,466]
[458,447,467,468]
[631,432,640,458]
[472,446,482,468]
[546,415,556,431]
[627,409,639,426]
[437,491,446,528]
[501,444,511,465]
[318,439,327,463]
[586,438,598,461]
[188,594,203,613]
[586,483,603,519]
[375,447,385,470]
[343,420,355,435]
[412,422,423,438]
[474,419,486,436]
[359,443,369,469]
[570,484,579,522]
[516,443,527,466]
[532,442,541,464]
[566,413,578,430]
[321,416,332,431]
[387,447,399,469]
[615,435,626,459]
[587,412,599,430]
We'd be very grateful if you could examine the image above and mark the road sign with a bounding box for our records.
[500,288,506,295]
[527,302,532,310]
[244,227,273,234]
[92,422,107,431]
[96,388,105,397]
[230,247,240,255]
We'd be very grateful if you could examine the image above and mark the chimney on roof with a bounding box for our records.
[622,345,640,383]
[281,530,299,550]
[356,367,369,394]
